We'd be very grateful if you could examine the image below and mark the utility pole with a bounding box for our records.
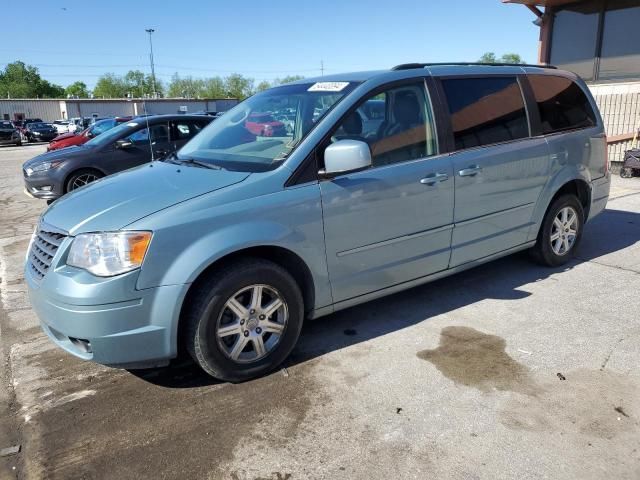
[320,59,324,76]
[145,28,157,98]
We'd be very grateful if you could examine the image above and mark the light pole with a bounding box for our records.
[145,28,157,98]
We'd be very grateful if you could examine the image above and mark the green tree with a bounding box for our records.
[274,75,305,85]
[0,61,64,98]
[224,73,254,100]
[202,77,226,98]
[93,71,161,98]
[124,70,162,97]
[500,53,523,64]
[478,52,524,64]
[40,80,65,98]
[255,80,272,92]
[167,73,205,98]
[65,81,89,98]
[478,52,498,64]
[92,73,127,98]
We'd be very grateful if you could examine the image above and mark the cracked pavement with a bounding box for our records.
[1,144,639,479]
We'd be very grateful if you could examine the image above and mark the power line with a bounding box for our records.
[0,62,326,74]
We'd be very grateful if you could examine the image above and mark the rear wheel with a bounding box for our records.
[65,170,103,193]
[620,167,633,178]
[184,258,304,382]
[530,194,584,267]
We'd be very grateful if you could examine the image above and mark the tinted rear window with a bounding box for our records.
[528,75,597,135]
[441,77,529,150]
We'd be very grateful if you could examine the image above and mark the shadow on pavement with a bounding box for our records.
[129,207,639,388]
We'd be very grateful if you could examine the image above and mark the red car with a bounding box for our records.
[47,117,131,151]
[244,112,286,137]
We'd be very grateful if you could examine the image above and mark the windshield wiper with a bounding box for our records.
[160,152,222,170]
[160,151,181,164]
[176,157,222,170]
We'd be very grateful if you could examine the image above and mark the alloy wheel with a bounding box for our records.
[70,173,99,190]
[550,206,579,256]
[215,284,288,364]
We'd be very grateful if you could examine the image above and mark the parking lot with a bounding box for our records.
[1,144,639,479]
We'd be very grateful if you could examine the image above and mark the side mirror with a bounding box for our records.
[320,140,372,178]
[115,138,133,149]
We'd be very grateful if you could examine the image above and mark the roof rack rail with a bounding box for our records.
[391,62,557,71]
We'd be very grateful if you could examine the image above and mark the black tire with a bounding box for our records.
[620,167,632,178]
[184,258,304,382]
[65,169,103,193]
[530,194,584,267]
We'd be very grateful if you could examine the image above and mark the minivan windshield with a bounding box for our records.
[176,81,359,172]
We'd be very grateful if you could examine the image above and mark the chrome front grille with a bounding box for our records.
[28,225,67,280]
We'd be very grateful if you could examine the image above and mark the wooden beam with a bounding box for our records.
[607,132,636,143]
[526,4,543,17]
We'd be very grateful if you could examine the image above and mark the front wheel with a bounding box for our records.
[530,194,584,267]
[184,258,304,382]
[65,170,103,193]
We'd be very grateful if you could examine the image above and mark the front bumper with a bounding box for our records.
[25,246,189,368]
[23,170,65,200]
[0,135,21,145]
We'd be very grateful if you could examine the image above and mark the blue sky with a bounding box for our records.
[0,0,540,89]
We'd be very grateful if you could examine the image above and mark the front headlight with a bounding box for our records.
[67,231,152,277]
[25,161,62,176]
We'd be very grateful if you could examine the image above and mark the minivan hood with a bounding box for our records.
[43,161,250,235]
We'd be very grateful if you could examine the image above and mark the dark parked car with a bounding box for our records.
[23,115,212,201]
[0,120,22,146]
[24,122,58,142]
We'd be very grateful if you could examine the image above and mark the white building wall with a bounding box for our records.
[589,82,640,164]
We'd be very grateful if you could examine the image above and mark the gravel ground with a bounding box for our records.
[1,144,639,480]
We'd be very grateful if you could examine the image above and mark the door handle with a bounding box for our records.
[420,172,449,185]
[458,165,482,177]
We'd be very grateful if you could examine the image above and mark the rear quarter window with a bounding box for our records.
[527,75,597,135]
[441,77,529,150]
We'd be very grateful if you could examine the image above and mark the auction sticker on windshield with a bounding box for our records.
[308,82,349,92]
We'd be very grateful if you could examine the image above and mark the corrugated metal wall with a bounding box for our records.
[0,100,62,122]
[0,99,238,122]
[133,100,209,115]
[589,82,640,164]
[72,101,136,118]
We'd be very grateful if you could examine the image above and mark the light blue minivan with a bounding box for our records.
[26,63,610,381]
